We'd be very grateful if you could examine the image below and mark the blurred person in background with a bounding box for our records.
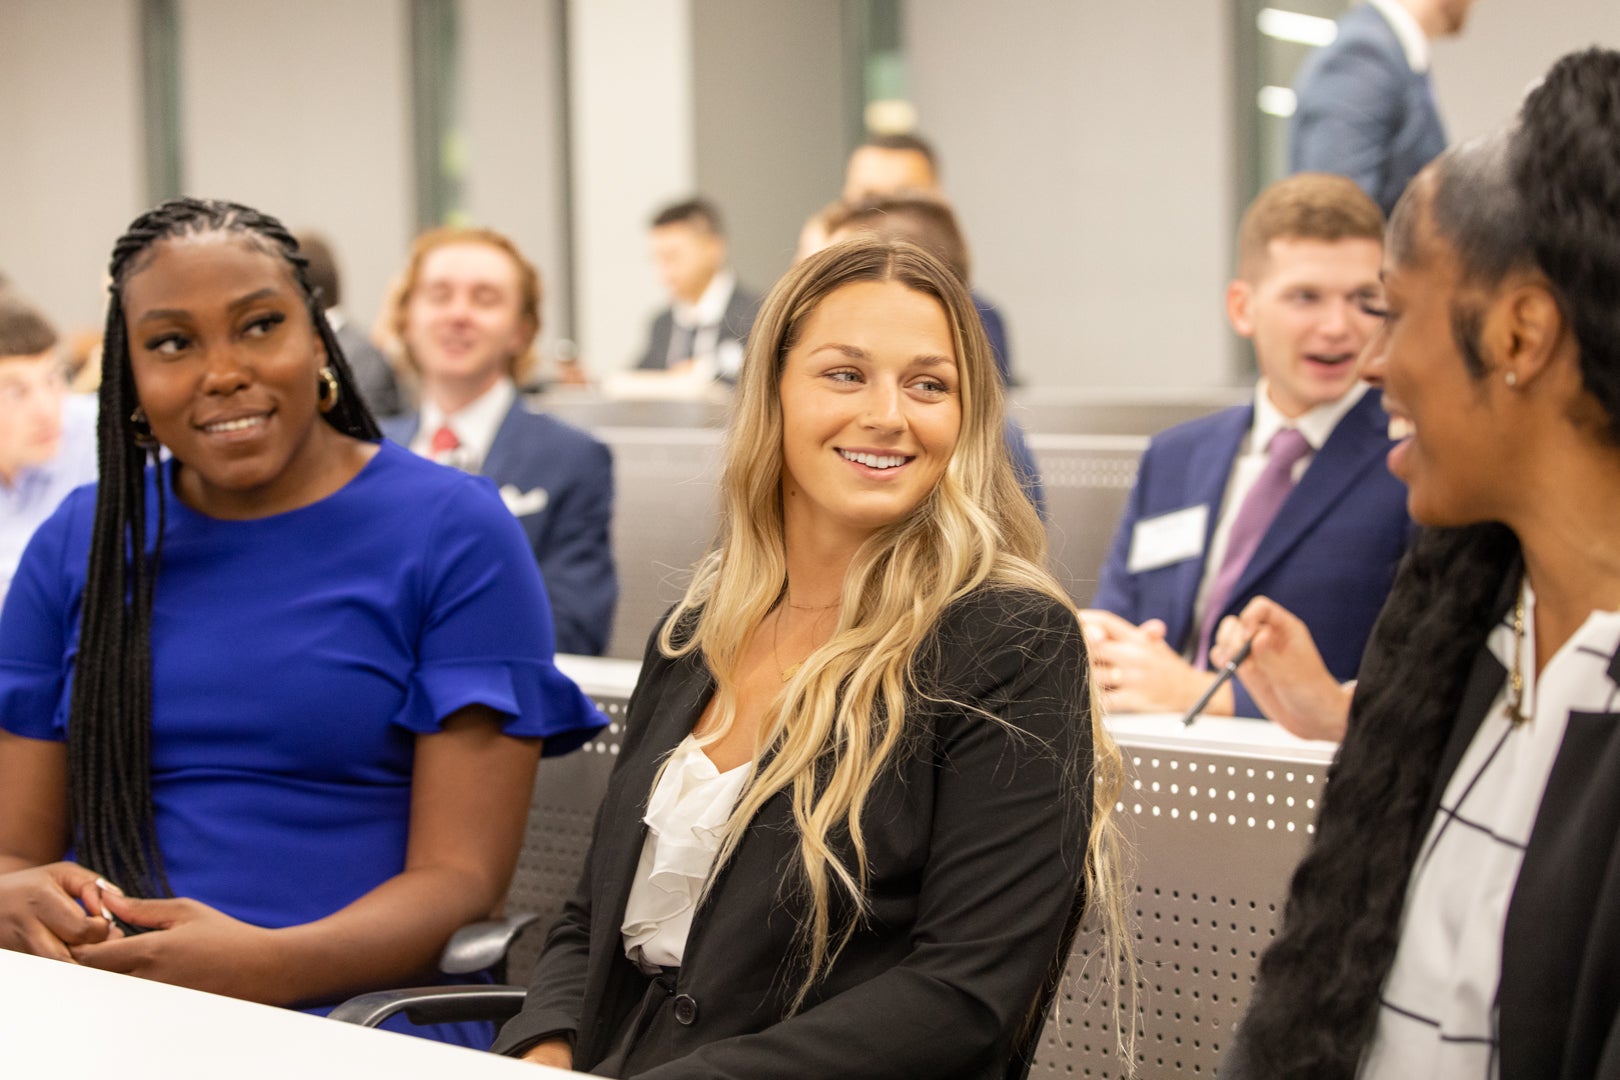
[385,226,616,657]
[0,289,95,605]
[635,198,760,383]
[297,230,406,418]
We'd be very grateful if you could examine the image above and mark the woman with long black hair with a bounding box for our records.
[1226,47,1620,1079]
[0,199,602,1044]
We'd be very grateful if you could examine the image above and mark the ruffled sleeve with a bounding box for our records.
[392,472,606,756]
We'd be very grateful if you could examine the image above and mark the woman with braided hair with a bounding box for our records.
[1224,48,1620,1080]
[0,198,603,1044]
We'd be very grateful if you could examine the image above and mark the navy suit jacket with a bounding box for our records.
[1091,389,1411,719]
[383,400,617,656]
[1289,1,1447,216]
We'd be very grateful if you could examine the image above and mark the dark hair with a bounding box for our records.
[1512,48,1620,439]
[0,289,59,358]
[826,192,972,284]
[859,131,939,176]
[294,230,342,309]
[650,197,724,236]
[1236,47,1620,1077]
[73,197,380,898]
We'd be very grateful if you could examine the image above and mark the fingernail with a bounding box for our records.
[95,877,124,896]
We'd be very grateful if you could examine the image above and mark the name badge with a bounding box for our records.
[1127,504,1209,573]
[500,485,550,518]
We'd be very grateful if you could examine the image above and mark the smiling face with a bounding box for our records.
[1228,236,1385,418]
[0,350,67,484]
[121,231,345,518]
[402,241,533,402]
[778,280,962,551]
[1363,203,1505,527]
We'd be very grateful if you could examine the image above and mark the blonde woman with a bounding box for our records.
[493,236,1130,1078]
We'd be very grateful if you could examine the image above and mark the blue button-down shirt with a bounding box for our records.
[1,394,98,606]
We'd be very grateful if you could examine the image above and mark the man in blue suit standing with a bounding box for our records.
[384,227,617,656]
[1290,0,1476,217]
[1083,174,1410,720]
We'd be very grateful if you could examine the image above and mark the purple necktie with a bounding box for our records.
[1194,427,1312,668]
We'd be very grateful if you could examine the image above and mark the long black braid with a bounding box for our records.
[71,197,380,898]
[1234,48,1620,1078]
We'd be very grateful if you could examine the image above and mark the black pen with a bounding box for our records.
[1182,637,1253,726]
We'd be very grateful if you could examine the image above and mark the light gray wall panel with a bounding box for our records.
[904,0,1234,391]
[178,0,412,337]
[691,0,849,299]
[0,0,144,333]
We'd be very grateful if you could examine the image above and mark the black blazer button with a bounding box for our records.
[673,994,699,1026]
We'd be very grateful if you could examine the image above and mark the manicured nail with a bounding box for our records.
[95,877,124,895]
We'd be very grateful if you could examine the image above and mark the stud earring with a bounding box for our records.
[1505,371,1519,388]
[130,406,159,449]
[317,366,341,413]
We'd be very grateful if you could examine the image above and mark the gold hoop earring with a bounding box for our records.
[317,366,340,413]
[130,406,159,449]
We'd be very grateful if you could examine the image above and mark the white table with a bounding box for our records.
[0,950,587,1079]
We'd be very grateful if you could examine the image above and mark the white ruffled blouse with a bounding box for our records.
[620,734,750,973]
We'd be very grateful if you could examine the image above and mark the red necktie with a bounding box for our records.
[429,425,460,458]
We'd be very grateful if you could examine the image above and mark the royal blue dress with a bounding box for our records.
[0,440,606,1045]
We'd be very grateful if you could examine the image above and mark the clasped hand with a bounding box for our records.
[0,861,282,1002]
[1078,609,1234,715]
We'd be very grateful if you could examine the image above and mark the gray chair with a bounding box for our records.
[331,704,628,1030]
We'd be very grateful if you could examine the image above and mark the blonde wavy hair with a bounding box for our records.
[660,236,1134,1045]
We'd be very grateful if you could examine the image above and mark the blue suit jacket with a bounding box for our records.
[1091,389,1411,719]
[383,400,618,657]
[1289,2,1447,216]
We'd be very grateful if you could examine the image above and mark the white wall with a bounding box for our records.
[690,0,849,298]
[177,0,411,336]
[462,0,571,352]
[1433,2,1620,142]
[567,0,694,373]
[903,0,1235,391]
[0,0,144,334]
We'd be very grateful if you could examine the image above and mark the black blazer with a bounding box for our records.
[1225,569,1620,1079]
[492,587,1095,1079]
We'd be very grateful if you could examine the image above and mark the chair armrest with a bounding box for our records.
[439,914,540,976]
[328,984,528,1028]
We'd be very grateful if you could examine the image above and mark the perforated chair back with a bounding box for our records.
[1032,721,1330,1077]
[502,697,629,985]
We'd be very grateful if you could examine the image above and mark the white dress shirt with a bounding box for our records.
[411,377,515,475]
[1366,0,1431,73]
[621,734,750,973]
[667,269,743,378]
[1360,581,1620,1078]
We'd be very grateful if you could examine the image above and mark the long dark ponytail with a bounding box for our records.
[1237,523,1519,1077]
[70,198,380,897]
[1237,46,1620,1078]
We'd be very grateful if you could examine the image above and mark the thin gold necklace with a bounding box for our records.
[1505,589,1531,725]
[771,605,836,682]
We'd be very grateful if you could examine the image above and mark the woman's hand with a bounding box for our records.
[1212,597,1353,741]
[0,862,115,961]
[70,891,284,1002]
[520,1036,574,1069]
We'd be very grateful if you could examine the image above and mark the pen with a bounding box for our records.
[1182,636,1253,727]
